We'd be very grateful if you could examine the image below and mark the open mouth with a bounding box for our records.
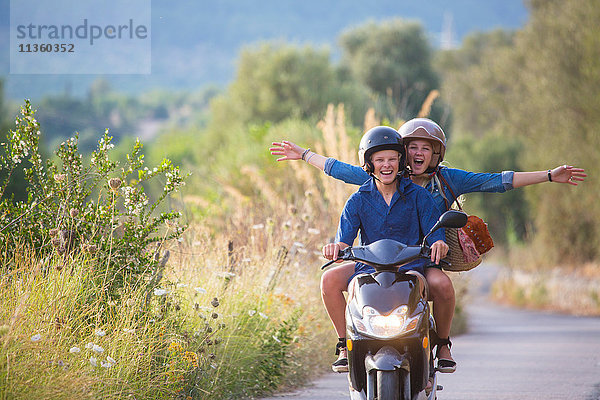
[413,158,425,167]
[380,170,394,176]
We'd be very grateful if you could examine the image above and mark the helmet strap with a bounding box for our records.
[407,166,438,178]
[370,172,400,186]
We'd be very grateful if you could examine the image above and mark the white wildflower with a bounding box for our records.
[123,328,135,334]
[259,312,268,319]
[248,310,256,316]
[251,224,264,230]
[106,355,116,365]
[293,242,305,248]
[92,344,104,354]
[101,360,112,368]
[85,342,95,350]
[89,356,97,367]
[218,272,236,279]
[69,346,81,353]
[95,329,106,337]
[30,334,41,342]
[194,287,207,294]
[242,258,252,263]
[153,288,169,296]
[307,228,320,235]
[54,173,66,182]
[176,283,188,288]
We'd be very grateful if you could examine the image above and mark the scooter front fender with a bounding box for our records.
[364,346,411,400]
[364,345,409,373]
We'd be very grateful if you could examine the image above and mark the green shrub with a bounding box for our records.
[0,101,188,298]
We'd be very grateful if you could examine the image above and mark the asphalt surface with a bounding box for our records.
[261,265,600,400]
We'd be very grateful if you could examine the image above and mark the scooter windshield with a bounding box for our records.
[350,239,422,268]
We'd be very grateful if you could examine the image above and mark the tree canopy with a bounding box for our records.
[339,19,442,122]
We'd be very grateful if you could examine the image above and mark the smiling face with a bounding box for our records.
[406,139,434,175]
[371,149,400,185]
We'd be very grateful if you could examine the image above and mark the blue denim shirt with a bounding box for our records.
[324,158,514,213]
[336,176,445,272]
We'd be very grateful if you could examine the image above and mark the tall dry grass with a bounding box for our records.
[314,104,359,214]
[0,107,352,397]
[0,217,333,399]
[0,248,178,399]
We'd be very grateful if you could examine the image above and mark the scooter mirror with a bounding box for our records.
[421,210,468,246]
[438,210,468,229]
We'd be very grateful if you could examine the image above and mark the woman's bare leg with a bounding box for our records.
[425,267,455,362]
[320,262,356,337]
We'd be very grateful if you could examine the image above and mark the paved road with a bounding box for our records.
[262,265,600,400]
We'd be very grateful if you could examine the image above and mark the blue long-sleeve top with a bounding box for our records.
[324,158,515,213]
[336,176,445,271]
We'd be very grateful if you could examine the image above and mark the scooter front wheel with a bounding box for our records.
[376,370,399,400]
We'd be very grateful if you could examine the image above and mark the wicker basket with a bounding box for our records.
[443,227,483,272]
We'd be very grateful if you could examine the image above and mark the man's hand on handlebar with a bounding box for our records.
[322,242,349,262]
[430,240,449,264]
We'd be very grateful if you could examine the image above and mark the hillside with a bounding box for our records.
[0,0,527,100]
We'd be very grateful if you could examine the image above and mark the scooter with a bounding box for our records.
[321,210,467,400]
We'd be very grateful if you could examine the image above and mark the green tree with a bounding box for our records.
[435,30,529,245]
[506,0,600,262]
[339,18,442,122]
[439,0,600,264]
[216,42,369,126]
[196,42,369,190]
[435,29,516,140]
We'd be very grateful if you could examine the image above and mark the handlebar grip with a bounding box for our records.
[321,259,336,270]
[320,249,347,270]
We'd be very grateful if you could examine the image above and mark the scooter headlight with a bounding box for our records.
[354,305,419,339]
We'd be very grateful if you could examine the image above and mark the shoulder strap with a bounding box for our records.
[437,169,462,211]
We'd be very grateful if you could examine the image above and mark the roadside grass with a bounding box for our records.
[0,209,332,399]
[491,244,600,315]
[491,265,600,316]
[0,247,176,399]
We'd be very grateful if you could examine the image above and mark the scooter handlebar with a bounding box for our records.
[421,245,453,268]
[320,248,351,270]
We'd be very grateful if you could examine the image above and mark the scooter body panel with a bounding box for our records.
[364,345,409,373]
[346,270,432,398]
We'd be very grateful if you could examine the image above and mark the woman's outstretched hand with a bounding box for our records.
[551,165,587,185]
[270,140,305,161]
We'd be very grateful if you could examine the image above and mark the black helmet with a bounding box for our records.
[358,126,405,174]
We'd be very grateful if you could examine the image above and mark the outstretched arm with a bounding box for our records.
[270,140,327,171]
[512,164,587,188]
[270,140,370,186]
